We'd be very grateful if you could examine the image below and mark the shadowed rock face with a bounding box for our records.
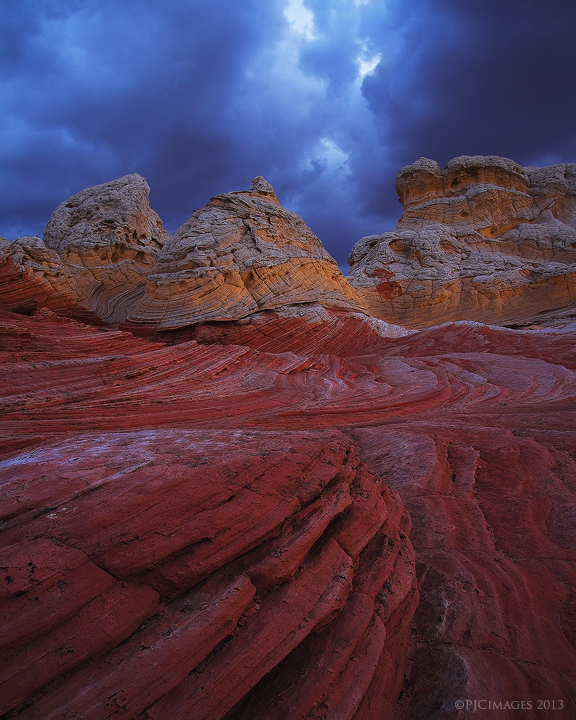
[0,309,417,719]
[349,156,576,328]
[1,307,576,717]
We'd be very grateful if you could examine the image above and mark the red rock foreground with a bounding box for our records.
[1,307,575,718]
[0,311,418,719]
[1,159,576,719]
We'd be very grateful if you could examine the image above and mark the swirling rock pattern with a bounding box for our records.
[0,175,169,323]
[0,175,412,353]
[349,156,576,328]
[1,306,575,717]
[0,308,418,720]
[127,177,362,329]
[153,303,413,357]
[0,236,87,317]
[1,163,576,718]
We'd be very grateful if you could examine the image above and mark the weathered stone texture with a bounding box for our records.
[128,178,362,329]
[0,308,417,719]
[1,161,576,718]
[0,174,169,323]
[1,306,576,716]
[349,156,576,328]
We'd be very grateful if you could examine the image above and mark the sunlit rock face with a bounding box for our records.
[0,173,411,353]
[0,174,169,323]
[128,176,362,328]
[349,156,576,328]
[123,176,411,354]
[0,236,87,317]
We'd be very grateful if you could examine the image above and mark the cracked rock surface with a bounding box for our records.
[0,174,169,324]
[1,161,576,718]
[0,310,418,719]
[128,178,362,328]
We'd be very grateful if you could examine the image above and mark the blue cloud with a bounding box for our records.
[1,0,575,262]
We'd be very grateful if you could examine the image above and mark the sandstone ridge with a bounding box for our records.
[128,176,362,328]
[349,155,576,328]
[0,175,410,354]
[1,160,576,717]
[0,308,418,719]
[1,307,575,717]
[3,159,576,336]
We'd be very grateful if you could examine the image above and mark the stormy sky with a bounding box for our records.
[2,0,575,265]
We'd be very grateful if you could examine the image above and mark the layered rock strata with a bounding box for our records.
[0,311,417,719]
[349,156,576,328]
[0,176,412,354]
[1,307,576,717]
[127,176,362,328]
[4,160,576,335]
[0,174,169,323]
[355,422,576,719]
[154,303,413,357]
[1,163,576,718]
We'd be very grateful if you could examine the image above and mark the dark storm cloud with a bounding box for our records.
[1,0,575,264]
[0,0,287,233]
[360,0,576,221]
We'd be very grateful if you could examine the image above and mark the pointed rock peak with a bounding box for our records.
[250,176,275,195]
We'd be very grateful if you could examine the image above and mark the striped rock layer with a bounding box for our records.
[0,309,417,720]
[128,178,361,328]
[1,161,576,718]
[349,156,576,328]
[0,174,169,324]
[0,176,409,352]
[1,307,576,717]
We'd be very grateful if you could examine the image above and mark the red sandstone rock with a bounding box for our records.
[350,395,576,716]
[1,306,575,716]
[149,302,412,356]
[0,581,158,714]
[1,161,576,719]
[16,572,256,720]
[0,319,416,718]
